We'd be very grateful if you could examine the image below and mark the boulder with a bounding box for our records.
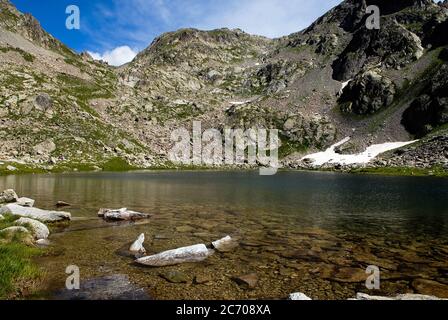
[338,71,396,115]
[159,271,189,284]
[16,197,35,207]
[212,235,237,252]
[15,217,49,240]
[129,233,146,255]
[0,214,4,220]
[56,201,71,208]
[356,293,444,300]
[0,189,18,204]
[0,226,30,235]
[135,244,211,267]
[33,139,56,155]
[0,204,71,222]
[98,208,151,221]
[289,292,312,300]
[232,273,258,289]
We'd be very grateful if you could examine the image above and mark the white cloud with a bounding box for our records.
[88,46,137,66]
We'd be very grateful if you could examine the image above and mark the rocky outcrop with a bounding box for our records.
[98,208,151,221]
[332,19,424,81]
[15,217,49,240]
[339,70,396,114]
[135,244,211,267]
[0,204,71,222]
[402,64,448,136]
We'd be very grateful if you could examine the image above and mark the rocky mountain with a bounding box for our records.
[0,0,447,174]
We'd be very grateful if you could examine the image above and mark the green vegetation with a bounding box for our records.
[278,135,308,159]
[0,47,35,62]
[0,215,43,299]
[350,166,448,177]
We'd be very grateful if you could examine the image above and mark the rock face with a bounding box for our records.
[0,189,18,204]
[98,208,151,221]
[402,64,448,136]
[135,244,211,267]
[129,233,146,255]
[15,217,49,240]
[339,71,396,114]
[332,19,424,81]
[0,204,71,222]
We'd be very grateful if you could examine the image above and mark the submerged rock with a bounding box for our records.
[289,292,312,300]
[0,204,71,222]
[98,208,151,221]
[56,201,71,208]
[356,293,445,300]
[129,233,146,256]
[15,217,49,240]
[232,273,258,289]
[16,197,35,207]
[0,189,18,204]
[53,274,151,300]
[212,235,237,252]
[159,271,189,284]
[135,244,211,267]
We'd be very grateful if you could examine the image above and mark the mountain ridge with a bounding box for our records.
[1,0,447,175]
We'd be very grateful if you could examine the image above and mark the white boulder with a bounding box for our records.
[98,208,151,221]
[211,235,237,252]
[130,233,146,254]
[289,292,312,300]
[355,293,445,300]
[0,204,71,222]
[15,217,49,240]
[0,189,18,203]
[16,197,35,207]
[136,244,211,267]
[0,214,4,220]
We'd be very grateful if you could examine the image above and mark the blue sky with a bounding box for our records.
[11,0,342,66]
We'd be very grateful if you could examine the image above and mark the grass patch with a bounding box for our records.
[101,157,137,172]
[350,166,448,177]
[0,47,35,62]
[0,215,43,299]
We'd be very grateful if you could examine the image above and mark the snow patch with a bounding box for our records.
[302,137,418,166]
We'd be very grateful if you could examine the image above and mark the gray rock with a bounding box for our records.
[159,271,189,284]
[0,204,71,222]
[98,208,151,221]
[34,93,52,112]
[6,165,17,172]
[355,293,445,300]
[16,197,35,207]
[135,244,211,267]
[289,292,312,300]
[212,235,237,252]
[0,189,18,203]
[129,233,146,255]
[33,139,56,155]
[53,274,151,300]
[15,217,49,240]
[0,226,30,235]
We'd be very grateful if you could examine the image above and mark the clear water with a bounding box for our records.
[1,170,448,300]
